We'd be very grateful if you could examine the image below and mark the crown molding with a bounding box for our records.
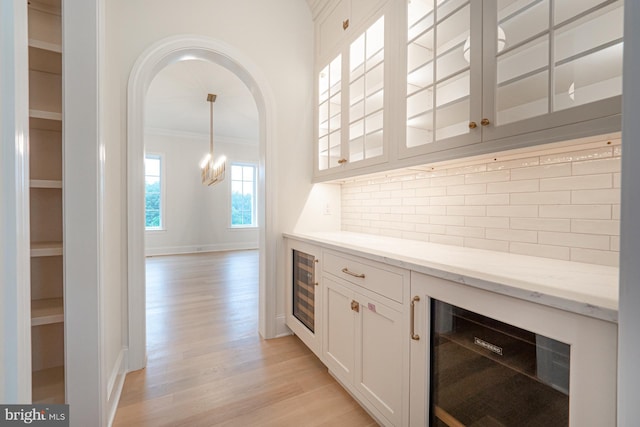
[306,0,333,20]
[144,127,258,146]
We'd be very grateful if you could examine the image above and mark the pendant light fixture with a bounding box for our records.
[200,93,226,186]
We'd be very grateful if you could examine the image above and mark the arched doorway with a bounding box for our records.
[126,35,278,371]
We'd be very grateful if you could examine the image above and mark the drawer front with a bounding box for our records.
[323,251,404,302]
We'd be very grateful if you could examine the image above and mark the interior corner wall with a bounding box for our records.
[144,132,259,256]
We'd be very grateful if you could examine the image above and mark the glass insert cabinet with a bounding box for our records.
[403,0,623,157]
[410,272,617,427]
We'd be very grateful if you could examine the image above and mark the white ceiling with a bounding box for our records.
[145,59,259,144]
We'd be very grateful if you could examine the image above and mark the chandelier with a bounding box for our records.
[200,93,226,186]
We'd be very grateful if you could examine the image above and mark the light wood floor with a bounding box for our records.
[113,250,376,427]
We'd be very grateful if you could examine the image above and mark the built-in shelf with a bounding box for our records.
[29,109,62,122]
[30,179,62,189]
[31,242,63,257]
[31,298,64,326]
[32,366,65,404]
[29,45,62,75]
[28,39,62,55]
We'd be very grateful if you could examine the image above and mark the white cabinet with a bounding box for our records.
[316,0,388,62]
[322,251,409,426]
[409,271,617,427]
[285,239,323,358]
[28,0,65,404]
[316,9,389,177]
[402,0,624,159]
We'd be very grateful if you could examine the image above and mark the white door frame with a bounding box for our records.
[126,35,278,371]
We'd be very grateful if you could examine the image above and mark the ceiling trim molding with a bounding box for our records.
[144,126,258,146]
[306,0,332,20]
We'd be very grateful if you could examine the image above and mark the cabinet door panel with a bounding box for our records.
[356,295,403,426]
[323,276,356,383]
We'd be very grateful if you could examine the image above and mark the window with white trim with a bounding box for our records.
[144,154,163,230]
[230,163,257,228]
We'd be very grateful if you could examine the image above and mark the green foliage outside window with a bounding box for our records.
[145,180,161,228]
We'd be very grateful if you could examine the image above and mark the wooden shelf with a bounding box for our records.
[30,179,62,189]
[29,109,62,122]
[32,366,65,404]
[31,242,63,257]
[29,45,62,75]
[31,298,64,326]
[28,39,62,55]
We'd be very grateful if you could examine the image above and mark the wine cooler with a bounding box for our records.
[430,300,570,427]
[293,249,317,333]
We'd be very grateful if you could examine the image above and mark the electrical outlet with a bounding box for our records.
[323,202,332,215]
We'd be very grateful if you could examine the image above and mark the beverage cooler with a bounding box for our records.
[430,300,570,427]
[292,249,317,333]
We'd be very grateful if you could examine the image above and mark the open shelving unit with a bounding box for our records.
[28,0,65,404]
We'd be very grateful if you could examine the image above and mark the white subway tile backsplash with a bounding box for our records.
[539,205,611,219]
[511,163,572,180]
[613,204,620,220]
[571,219,620,236]
[465,194,510,205]
[431,195,466,206]
[571,248,619,267]
[487,179,539,194]
[539,231,610,250]
[447,206,487,216]
[510,242,571,261]
[464,238,510,252]
[510,218,571,232]
[431,216,465,226]
[571,189,621,204]
[486,228,538,243]
[340,138,621,267]
[487,205,539,217]
[445,226,485,238]
[465,216,510,229]
[572,157,621,175]
[416,223,447,234]
[540,174,612,191]
[430,234,464,246]
[416,206,447,215]
[447,183,487,196]
[511,191,570,205]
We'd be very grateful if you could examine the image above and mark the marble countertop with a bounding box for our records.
[283,231,619,323]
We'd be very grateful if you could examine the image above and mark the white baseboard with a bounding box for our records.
[145,242,258,257]
[107,347,128,427]
[275,314,292,338]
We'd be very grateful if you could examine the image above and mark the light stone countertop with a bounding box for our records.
[283,231,619,323]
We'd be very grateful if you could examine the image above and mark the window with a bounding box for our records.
[230,163,257,228]
[145,154,163,230]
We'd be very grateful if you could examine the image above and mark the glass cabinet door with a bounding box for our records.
[404,0,482,156]
[484,0,623,137]
[349,16,385,164]
[318,54,343,171]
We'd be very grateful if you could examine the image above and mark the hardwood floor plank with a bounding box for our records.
[113,251,375,426]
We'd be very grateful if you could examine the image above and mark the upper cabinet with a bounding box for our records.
[312,0,624,181]
[316,11,388,177]
[402,0,623,159]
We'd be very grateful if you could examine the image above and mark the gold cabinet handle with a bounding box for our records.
[337,158,348,164]
[343,19,349,30]
[342,267,365,279]
[410,296,420,341]
[351,300,360,312]
[481,118,491,126]
[468,121,477,129]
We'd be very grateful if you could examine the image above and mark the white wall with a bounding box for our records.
[144,131,259,255]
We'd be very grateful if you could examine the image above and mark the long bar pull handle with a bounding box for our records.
[342,268,365,279]
[314,258,319,286]
[411,296,420,341]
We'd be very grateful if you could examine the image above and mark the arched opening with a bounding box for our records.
[126,35,278,370]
